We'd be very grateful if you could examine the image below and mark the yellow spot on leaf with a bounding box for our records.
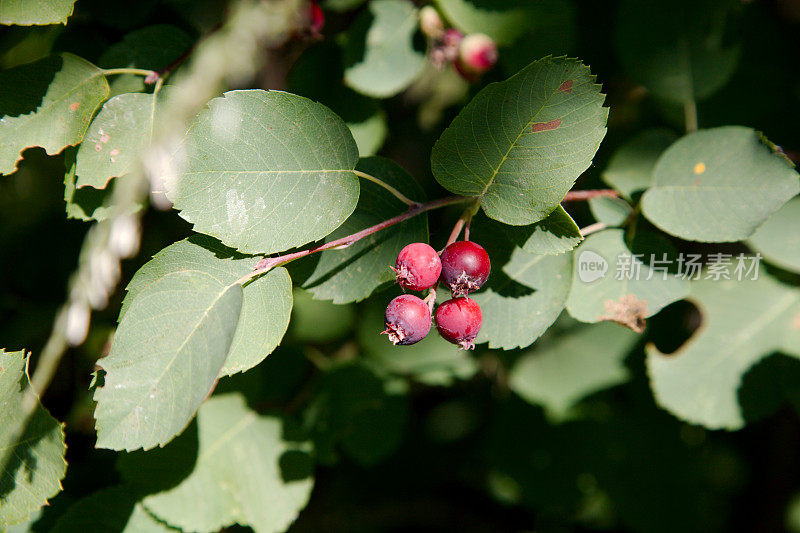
[693,162,706,174]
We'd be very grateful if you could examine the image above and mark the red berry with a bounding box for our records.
[440,241,491,297]
[309,2,325,34]
[456,33,497,77]
[393,243,442,291]
[435,297,482,350]
[383,295,432,346]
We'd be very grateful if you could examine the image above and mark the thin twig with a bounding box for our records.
[353,169,420,207]
[102,68,158,77]
[580,222,607,237]
[684,99,698,133]
[563,189,620,202]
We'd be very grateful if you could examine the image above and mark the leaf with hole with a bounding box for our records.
[431,56,607,225]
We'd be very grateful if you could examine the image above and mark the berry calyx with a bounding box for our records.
[393,242,442,291]
[435,297,483,350]
[419,6,444,38]
[440,240,491,297]
[456,33,497,77]
[383,294,432,346]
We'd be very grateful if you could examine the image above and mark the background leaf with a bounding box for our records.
[434,0,534,46]
[615,0,741,104]
[0,53,109,175]
[0,349,67,528]
[142,394,314,533]
[63,147,114,221]
[601,128,677,199]
[302,156,428,303]
[641,127,800,242]
[510,320,638,420]
[431,56,607,225]
[342,0,426,99]
[647,275,800,430]
[588,196,632,227]
[566,229,689,330]
[502,206,582,255]
[167,89,360,254]
[290,289,356,343]
[746,196,800,274]
[0,0,75,25]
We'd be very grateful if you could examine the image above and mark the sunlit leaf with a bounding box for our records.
[747,196,800,274]
[588,196,632,227]
[502,206,582,256]
[0,0,75,25]
[50,486,175,533]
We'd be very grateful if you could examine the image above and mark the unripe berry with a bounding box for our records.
[393,242,442,291]
[383,294,432,345]
[435,297,482,350]
[419,6,444,38]
[456,33,497,76]
[440,240,491,297]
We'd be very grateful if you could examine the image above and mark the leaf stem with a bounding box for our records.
[580,221,607,237]
[352,169,420,207]
[684,99,698,133]
[102,68,158,78]
[562,189,620,201]
[237,195,473,285]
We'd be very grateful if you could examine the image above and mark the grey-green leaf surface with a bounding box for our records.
[474,250,572,350]
[433,0,535,46]
[589,196,632,227]
[566,229,689,329]
[119,236,292,377]
[75,92,164,189]
[142,394,314,533]
[94,255,244,451]
[0,53,109,175]
[502,205,582,255]
[0,0,75,25]
[641,127,800,242]
[167,89,360,254]
[431,56,607,226]
[342,0,426,98]
[746,196,800,274]
[601,128,677,199]
[615,0,741,104]
[349,110,387,156]
[302,157,427,303]
[0,349,67,528]
[510,321,638,420]
[50,486,176,533]
[647,275,800,430]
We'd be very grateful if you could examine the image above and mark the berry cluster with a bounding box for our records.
[383,241,490,350]
[419,6,498,80]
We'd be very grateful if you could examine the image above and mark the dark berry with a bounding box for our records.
[383,295,432,346]
[435,297,482,350]
[440,241,491,297]
[393,243,442,291]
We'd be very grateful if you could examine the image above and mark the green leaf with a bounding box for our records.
[433,0,534,46]
[94,257,244,451]
[747,196,800,274]
[119,236,292,378]
[349,110,387,157]
[50,486,176,533]
[98,25,193,95]
[431,56,607,226]
[342,0,426,99]
[647,275,800,430]
[588,196,632,227]
[302,156,428,303]
[641,127,800,242]
[615,0,741,104]
[565,229,689,331]
[167,89,360,254]
[142,394,314,533]
[602,128,677,199]
[474,250,573,350]
[307,363,408,466]
[0,0,75,25]
[290,289,356,343]
[63,147,113,221]
[358,298,478,386]
[0,53,109,175]
[75,91,164,189]
[509,321,638,420]
[502,206,582,255]
[0,349,67,528]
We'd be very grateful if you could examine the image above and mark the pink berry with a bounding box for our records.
[456,33,497,76]
[383,294,432,346]
[309,2,325,34]
[440,241,491,297]
[442,28,463,48]
[393,242,442,291]
[435,297,482,350]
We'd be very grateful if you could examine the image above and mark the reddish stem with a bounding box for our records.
[240,196,471,284]
[562,189,619,201]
